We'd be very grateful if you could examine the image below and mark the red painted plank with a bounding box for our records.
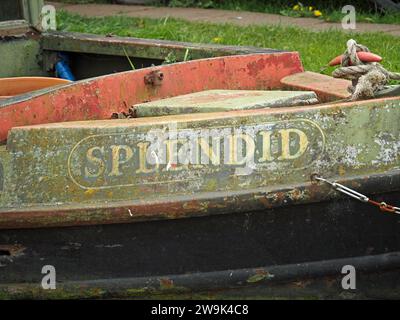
[281,71,351,102]
[0,52,303,143]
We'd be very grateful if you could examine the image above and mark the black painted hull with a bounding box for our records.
[1,192,399,299]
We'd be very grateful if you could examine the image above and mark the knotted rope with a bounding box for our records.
[332,39,400,101]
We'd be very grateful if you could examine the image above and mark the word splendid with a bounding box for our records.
[68,120,324,189]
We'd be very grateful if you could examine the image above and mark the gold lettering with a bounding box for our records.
[136,142,159,174]
[198,137,221,165]
[278,129,309,160]
[164,139,186,171]
[109,145,133,177]
[226,134,255,165]
[85,146,105,178]
[259,131,273,162]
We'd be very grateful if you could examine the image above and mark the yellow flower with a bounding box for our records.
[212,37,223,43]
[308,6,313,11]
[313,10,322,17]
[293,4,300,11]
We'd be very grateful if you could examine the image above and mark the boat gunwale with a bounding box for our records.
[0,51,297,108]
[0,169,399,230]
[11,94,400,131]
[0,51,305,150]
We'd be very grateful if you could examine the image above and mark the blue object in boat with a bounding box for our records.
[55,53,76,81]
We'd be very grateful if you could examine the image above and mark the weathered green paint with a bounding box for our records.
[0,147,9,198]
[0,37,45,77]
[134,90,319,117]
[41,31,279,62]
[21,0,44,29]
[1,99,399,214]
[0,0,44,77]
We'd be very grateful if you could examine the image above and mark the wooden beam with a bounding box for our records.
[41,31,282,61]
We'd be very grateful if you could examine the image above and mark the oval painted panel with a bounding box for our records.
[68,118,325,190]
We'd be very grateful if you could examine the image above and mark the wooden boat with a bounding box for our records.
[1,5,399,300]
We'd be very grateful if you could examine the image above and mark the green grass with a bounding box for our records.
[52,0,400,25]
[57,10,400,75]
[167,1,400,25]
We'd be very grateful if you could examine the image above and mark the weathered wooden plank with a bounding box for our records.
[281,71,351,102]
[133,89,319,117]
[42,31,281,61]
[0,20,30,36]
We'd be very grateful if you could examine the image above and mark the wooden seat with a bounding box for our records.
[133,89,319,117]
[281,71,351,102]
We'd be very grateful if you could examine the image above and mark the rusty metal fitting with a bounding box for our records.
[144,70,164,86]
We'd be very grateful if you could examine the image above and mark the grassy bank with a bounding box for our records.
[57,11,400,75]
[167,1,400,25]
[52,0,400,25]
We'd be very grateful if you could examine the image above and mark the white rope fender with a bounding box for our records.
[332,39,400,101]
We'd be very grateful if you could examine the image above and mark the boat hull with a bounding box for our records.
[0,51,399,299]
[1,191,399,299]
[1,95,400,229]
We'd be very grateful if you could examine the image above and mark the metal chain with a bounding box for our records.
[313,175,400,216]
